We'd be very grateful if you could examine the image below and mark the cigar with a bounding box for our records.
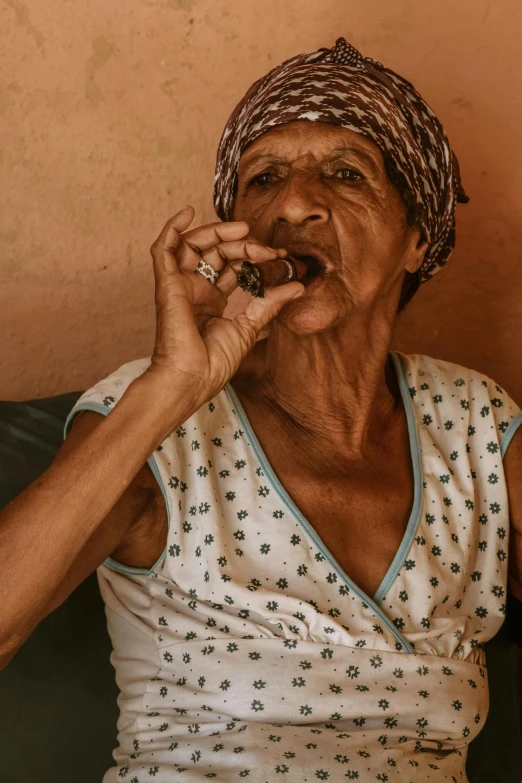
[233,256,308,298]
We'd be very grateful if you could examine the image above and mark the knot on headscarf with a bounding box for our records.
[213,37,469,283]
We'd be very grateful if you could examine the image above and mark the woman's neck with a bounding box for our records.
[231,317,402,462]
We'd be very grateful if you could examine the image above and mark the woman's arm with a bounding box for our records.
[0,206,304,668]
[0,373,189,667]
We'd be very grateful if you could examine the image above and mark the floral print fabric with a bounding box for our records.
[63,351,522,782]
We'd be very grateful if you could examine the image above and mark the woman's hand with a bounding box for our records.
[146,206,304,409]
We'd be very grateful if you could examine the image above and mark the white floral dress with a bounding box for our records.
[63,351,522,782]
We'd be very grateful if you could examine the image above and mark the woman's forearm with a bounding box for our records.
[0,372,191,656]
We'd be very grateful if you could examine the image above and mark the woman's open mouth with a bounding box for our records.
[291,255,327,287]
[292,255,326,284]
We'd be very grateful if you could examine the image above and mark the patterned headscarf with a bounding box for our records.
[213,38,469,283]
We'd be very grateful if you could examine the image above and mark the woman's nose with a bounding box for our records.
[274,171,329,227]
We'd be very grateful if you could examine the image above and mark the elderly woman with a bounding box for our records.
[2,38,522,782]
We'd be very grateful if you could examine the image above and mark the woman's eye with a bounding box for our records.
[250,172,274,188]
[335,168,363,182]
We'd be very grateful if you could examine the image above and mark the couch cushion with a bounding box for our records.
[0,393,119,783]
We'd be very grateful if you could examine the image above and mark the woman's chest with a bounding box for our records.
[114,447,414,602]
[226,387,416,600]
[275,467,415,599]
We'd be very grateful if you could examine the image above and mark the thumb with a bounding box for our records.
[240,281,305,335]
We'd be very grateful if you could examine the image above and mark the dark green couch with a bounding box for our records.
[0,391,520,782]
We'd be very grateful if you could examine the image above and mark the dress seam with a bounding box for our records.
[372,351,425,606]
[501,411,522,459]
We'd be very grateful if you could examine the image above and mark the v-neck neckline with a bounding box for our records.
[224,351,422,653]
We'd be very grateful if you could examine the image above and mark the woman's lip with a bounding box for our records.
[301,274,327,288]
[289,254,328,280]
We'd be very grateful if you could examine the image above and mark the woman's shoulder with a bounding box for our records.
[396,351,522,454]
[396,350,515,397]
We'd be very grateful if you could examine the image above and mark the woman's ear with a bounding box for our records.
[404,227,429,274]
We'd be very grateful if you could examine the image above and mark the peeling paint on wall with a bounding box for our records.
[166,0,197,12]
[85,37,116,105]
[5,0,46,51]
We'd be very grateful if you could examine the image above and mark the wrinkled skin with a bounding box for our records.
[233,120,427,336]
[231,120,429,461]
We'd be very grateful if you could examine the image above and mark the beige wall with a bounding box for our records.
[1,0,521,403]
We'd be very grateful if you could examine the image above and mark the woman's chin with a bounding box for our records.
[275,293,342,334]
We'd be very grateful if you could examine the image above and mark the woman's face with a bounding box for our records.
[232,120,428,334]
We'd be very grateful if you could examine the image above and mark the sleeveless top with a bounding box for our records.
[63,351,522,783]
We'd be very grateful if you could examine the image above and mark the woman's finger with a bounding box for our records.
[150,206,195,275]
[175,221,251,269]
[213,240,294,298]
[198,237,279,275]
[214,263,240,298]
[150,207,207,367]
[201,278,305,382]
[179,236,282,299]
[211,241,291,297]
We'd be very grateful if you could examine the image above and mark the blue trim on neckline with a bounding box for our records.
[63,401,170,578]
[224,351,416,654]
[500,412,522,459]
[371,352,424,605]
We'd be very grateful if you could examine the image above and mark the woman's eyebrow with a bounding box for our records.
[240,146,380,173]
[240,153,282,171]
[328,146,380,173]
